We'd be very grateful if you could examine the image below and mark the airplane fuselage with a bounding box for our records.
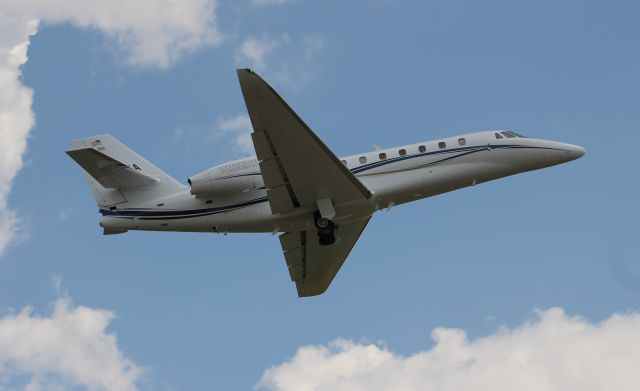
[99,130,584,234]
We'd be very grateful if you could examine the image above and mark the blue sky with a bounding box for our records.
[1,0,639,390]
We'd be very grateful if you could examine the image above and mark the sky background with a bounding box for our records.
[1,0,639,390]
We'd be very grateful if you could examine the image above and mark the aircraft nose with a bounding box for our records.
[568,144,586,160]
[542,141,586,165]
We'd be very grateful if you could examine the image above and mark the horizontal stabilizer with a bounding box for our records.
[67,147,160,189]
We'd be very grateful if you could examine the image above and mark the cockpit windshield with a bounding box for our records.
[500,131,527,138]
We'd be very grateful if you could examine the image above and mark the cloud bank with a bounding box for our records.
[0,296,142,390]
[0,0,221,256]
[259,308,640,391]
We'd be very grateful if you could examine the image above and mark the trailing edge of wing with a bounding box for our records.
[237,68,371,215]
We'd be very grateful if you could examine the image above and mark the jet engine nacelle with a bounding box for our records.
[188,158,264,197]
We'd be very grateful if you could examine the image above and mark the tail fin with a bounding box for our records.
[66,134,185,208]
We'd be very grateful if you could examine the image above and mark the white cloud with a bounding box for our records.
[7,0,222,68]
[258,308,640,391]
[236,34,290,70]
[0,0,221,256]
[214,114,255,155]
[301,35,325,62]
[171,127,187,144]
[0,14,37,257]
[56,208,71,221]
[0,296,143,390]
[235,34,325,89]
[251,0,295,6]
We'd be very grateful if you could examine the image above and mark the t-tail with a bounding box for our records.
[66,134,185,234]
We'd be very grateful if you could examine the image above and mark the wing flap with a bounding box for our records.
[283,248,305,281]
[267,186,297,214]
[259,159,287,188]
[251,130,274,160]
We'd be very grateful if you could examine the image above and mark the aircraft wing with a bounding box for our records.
[279,217,370,297]
[237,69,371,215]
[66,147,159,189]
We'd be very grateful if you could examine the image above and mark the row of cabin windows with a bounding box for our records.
[345,137,468,166]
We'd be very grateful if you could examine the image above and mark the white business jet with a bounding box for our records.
[67,69,585,297]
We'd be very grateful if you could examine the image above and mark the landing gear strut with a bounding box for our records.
[314,211,337,246]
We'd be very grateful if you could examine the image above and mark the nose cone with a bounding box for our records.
[567,144,586,161]
[536,141,586,167]
[505,138,585,172]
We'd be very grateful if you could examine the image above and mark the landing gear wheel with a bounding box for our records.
[318,234,336,246]
[314,211,331,230]
[316,217,330,229]
[314,211,337,246]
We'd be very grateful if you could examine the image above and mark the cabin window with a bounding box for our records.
[359,156,367,164]
[379,153,387,160]
[419,145,426,153]
[495,132,504,139]
[438,141,446,149]
[458,138,466,146]
[399,149,407,156]
[341,160,348,166]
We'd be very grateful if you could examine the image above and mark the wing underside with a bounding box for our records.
[279,217,370,297]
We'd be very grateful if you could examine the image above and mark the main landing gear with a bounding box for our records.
[314,211,337,246]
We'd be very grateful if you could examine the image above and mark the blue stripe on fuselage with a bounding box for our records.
[100,144,566,219]
[100,196,269,219]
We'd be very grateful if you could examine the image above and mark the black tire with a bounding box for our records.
[318,234,336,246]
[314,211,333,230]
[318,226,333,235]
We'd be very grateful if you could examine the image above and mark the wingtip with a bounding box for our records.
[296,281,329,298]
